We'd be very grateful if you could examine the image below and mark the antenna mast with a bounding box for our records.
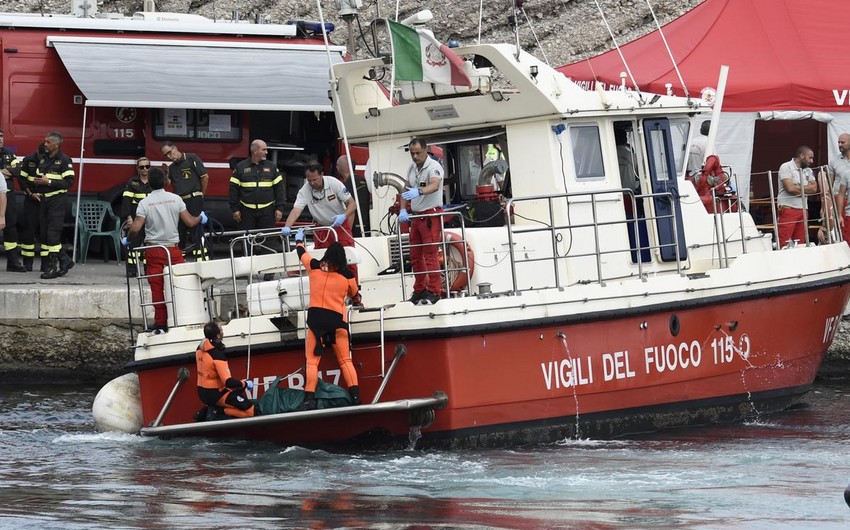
[645,0,689,100]
[592,0,643,100]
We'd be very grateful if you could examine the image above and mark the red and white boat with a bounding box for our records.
[94,14,850,448]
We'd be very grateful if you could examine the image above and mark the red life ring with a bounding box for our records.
[439,232,475,292]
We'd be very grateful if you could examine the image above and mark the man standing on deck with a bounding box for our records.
[687,120,711,178]
[161,141,209,261]
[335,155,371,237]
[829,133,850,247]
[399,138,445,305]
[776,146,817,249]
[281,161,358,279]
[126,168,206,333]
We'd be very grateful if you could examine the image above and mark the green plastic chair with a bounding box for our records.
[75,200,122,263]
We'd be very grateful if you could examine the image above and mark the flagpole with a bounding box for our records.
[316,0,365,238]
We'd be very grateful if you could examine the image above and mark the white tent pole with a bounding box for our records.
[72,106,88,262]
[704,65,728,161]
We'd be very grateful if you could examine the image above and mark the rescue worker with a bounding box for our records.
[0,166,6,231]
[126,168,206,333]
[17,144,45,272]
[335,155,371,237]
[282,161,358,280]
[229,139,285,231]
[121,157,153,277]
[294,229,361,409]
[195,321,256,419]
[19,132,75,279]
[160,141,209,261]
[399,137,445,305]
[0,129,25,272]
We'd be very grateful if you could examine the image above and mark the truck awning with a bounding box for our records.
[47,36,345,111]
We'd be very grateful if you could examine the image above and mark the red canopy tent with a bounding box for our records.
[558,0,850,205]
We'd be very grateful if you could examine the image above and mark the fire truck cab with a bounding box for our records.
[0,2,358,229]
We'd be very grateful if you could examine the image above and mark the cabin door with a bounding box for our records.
[642,118,687,262]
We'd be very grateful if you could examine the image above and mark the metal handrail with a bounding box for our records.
[395,209,473,300]
[504,188,683,291]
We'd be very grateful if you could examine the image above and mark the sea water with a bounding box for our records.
[1,382,850,529]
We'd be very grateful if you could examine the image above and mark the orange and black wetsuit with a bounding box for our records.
[195,338,254,418]
[297,242,359,393]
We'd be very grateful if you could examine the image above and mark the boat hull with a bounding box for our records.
[132,281,847,447]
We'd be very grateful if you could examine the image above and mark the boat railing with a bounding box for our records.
[750,165,841,249]
[394,209,473,299]
[127,243,180,337]
[504,188,683,290]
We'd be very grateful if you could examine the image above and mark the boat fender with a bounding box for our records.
[846,481,850,508]
[441,232,475,292]
[91,373,144,434]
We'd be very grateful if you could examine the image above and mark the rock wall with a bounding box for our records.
[8,0,704,67]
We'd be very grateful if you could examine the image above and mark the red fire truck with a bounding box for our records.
[0,3,361,228]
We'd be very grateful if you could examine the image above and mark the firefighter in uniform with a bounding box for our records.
[0,129,26,272]
[121,157,153,277]
[195,321,256,419]
[19,132,75,279]
[229,139,285,231]
[160,141,209,261]
[17,147,42,272]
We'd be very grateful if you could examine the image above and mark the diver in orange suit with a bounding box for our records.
[294,229,361,409]
[195,321,255,418]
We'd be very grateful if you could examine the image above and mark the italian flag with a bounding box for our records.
[387,19,472,87]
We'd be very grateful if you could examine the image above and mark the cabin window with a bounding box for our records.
[646,128,672,182]
[669,118,691,176]
[569,125,605,179]
[152,109,242,142]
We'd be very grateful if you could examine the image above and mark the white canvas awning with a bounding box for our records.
[47,36,345,111]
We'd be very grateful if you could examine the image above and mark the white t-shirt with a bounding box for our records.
[830,156,850,215]
[136,189,186,245]
[406,156,443,212]
[294,175,351,225]
[0,174,6,193]
[777,159,814,210]
[687,135,708,175]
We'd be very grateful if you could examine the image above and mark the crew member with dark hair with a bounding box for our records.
[160,141,209,261]
[399,137,445,305]
[230,139,285,231]
[0,128,25,272]
[282,161,358,279]
[294,229,361,410]
[121,157,153,277]
[19,131,75,279]
[126,167,205,333]
[688,120,711,177]
[777,145,817,248]
[335,155,371,237]
[195,321,256,419]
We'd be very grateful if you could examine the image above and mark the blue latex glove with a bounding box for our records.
[281,226,291,237]
[121,236,129,247]
[401,187,421,200]
[245,380,254,391]
[295,229,305,243]
[199,211,208,225]
[398,208,410,223]
[331,213,347,227]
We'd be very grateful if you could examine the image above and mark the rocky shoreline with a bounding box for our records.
[6,0,704,67]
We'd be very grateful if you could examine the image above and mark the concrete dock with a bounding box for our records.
[0,258,143,382]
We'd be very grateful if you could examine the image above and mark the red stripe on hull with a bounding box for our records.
[136,283,847,445]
